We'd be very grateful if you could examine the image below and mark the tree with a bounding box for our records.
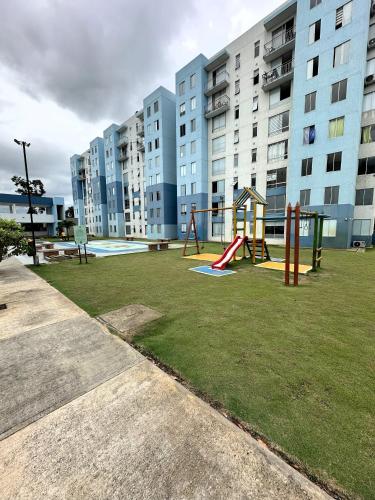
[58,219,75,241]
[11,176,46,197]
[65,206,74,219]
[0,219,29,262]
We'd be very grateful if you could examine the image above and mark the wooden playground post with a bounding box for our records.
[182,211,200,256]
[285,203,292,286]
[317,215,324,268]
[294,203,300,286]
[261,204,266,260]
[252,201,257,264]
[312,212,319,271]
[243,207,247,259]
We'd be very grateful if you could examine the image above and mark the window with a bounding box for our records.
[301,158,313,176]
[307,56,319,78]
[310,0,321,7]
[336,1,352,29]
[191,140,196,154]
[156,208,161,218]
[235,53,240,69]
[253,69,259,85]
[252,148,257,163]
[268,111,289,136]
[212,135,226,154]
[147,106,151,117]
[251,173,256,188]
[358,156,375,175]
[309,20,321,44]
[252,96,258,111]
[323,220,337,237]
[303,125,316,144]
[329,117,345,138]
[305,91,316,112]
[233,176,238,190]
[179,102,186,116]
[300,189,311,206]
[331,79,347,103]
[212,179,225,193]
[266,193,286,211]
[324,186,340,204]
[252,122,258,138]
[327,152,342,172]
[180,144,186,157]
[212,113,226,131]
[155,156,160,167]
[355,188,374,205]
[191,96,197,110]
[363,92,375,112]
[235,80,240,95]
[179,81,185,96]
[155,173,160,183]
[269,81,291,107]
[212,158,225,175]
[268,140,288,161]
[333,41,350,67]
[265,223,284,239]
[154,120,160,131]
[156,191,161,201]
[191,118,196,132]
[147,124,151,134]
[154,100,159,113]
[254,40,260,57]
[191,182,196,195]
[191,161,197,174]
[352,219,372,236]
[155,138,160,149]
[234,129,239,144]
[234,105,239,120]
[180,165,186,177]
[180,124,186,137]
[181,223,187,233]
[191,203,197,211]
[234,153,238,168]
[181,204,187,215]
[190,73,196,89]
[266,167,287,188]
[181,184,186,196]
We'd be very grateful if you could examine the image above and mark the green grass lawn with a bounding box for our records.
[32,244,374,498]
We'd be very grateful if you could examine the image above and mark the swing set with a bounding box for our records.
[182,187,328,286]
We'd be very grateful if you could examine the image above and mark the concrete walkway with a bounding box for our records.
[0,258,330,499]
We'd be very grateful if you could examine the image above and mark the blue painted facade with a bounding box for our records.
[89,137,108,236]
[144,86,177,239]
[288,0,370,248]
[175,54,209,240]
[70,154,84,225]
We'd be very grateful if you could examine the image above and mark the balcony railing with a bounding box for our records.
[136,124,144,136]
[117,135,128,147]
[78,168,86,180]
[205,95,230,119]
[262,59,294,89]
[118,151,128,161]
[205,70,230,96]
[136,140,145,152]
[264,28,295,56]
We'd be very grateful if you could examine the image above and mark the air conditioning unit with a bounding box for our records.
[353,240,366,248]
[368,38,375,50]
[365,74,375,86]
[371,0,375,17]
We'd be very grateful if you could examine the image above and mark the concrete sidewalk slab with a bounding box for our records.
[0,316,142,440]
[0,360,329,500]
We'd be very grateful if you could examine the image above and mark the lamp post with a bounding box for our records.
[13,139,39,265]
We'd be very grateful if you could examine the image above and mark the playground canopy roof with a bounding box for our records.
[234,187,267,207]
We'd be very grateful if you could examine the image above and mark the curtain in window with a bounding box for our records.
[329,118,344,138]
[268,141,286,161]
[362,126,372,144]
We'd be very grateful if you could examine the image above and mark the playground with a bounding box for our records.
[32,243,375,499]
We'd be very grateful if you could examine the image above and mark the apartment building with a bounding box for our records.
[89,137,108,237]
[144,86,177,240]
[71,150,96,233]
[175,0,374,248]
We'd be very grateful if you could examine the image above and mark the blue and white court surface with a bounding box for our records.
[56,239,148,257]
[189,265,236,277]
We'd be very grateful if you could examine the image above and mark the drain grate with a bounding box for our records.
[0,304,7,310]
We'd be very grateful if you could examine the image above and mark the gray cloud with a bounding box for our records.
[0,0,195,121]
[0,139,72,203]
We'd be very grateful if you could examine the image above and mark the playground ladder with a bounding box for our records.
[246,239,270,261]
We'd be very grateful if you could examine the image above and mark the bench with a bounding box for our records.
[147,242,169,252]
[63,248,79,256]
[44,243,55,249]
[125,237,135,241]
[43,250,59,258]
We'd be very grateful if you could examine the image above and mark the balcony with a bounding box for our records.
[118,150,129,161]
[263,28,295,62]
[78,168,86,180]
[136,124,144,136]
[136,139,145,152]
[117,134,128,147]
[262,59,294,91]
[205,95,230,119]
[204,49,230,72]
[136,109,144,121]
[204,70,230,96]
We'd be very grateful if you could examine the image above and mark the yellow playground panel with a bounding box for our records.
[255,261,312,275]
[184,253,221,262]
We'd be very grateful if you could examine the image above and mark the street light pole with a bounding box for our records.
[14,139,39,265]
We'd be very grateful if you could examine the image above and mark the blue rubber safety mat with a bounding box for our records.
[189,265,236,277]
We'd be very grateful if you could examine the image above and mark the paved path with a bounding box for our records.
[0,258,330,499]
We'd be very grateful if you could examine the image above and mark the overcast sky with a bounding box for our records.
[0,0,284,205]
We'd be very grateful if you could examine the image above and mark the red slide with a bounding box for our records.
[211,235,247,271]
